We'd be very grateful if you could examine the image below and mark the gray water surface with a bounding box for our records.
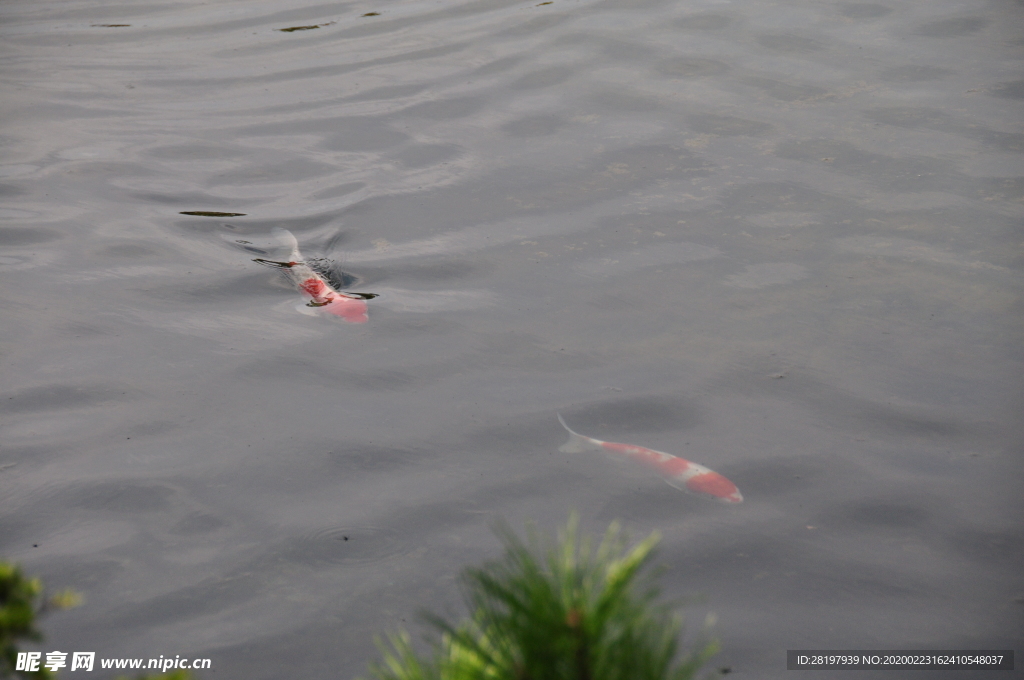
[1,0,1022,677]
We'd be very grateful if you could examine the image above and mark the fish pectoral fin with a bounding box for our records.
[253,258,297,269]
[664,477,692,493]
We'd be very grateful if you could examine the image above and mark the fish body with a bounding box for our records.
[557,414,742,503]
[256,228,373,323]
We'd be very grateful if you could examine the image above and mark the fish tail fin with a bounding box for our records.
[271,227,302,261]
[557,413,597,453]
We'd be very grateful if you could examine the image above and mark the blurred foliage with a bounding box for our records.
[0,561,187,680]
[1,563,57,680]
[368,515,718,680]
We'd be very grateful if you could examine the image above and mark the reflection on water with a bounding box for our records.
[1,0,1021,676]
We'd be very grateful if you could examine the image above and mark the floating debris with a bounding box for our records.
[179,211,246,217]
[536,2,553,5]
[277,21,335,32]
[362,12,381,17]
[92,24,131,27]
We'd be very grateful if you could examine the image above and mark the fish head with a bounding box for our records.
[718,488,744,504]
[684,471,743,503]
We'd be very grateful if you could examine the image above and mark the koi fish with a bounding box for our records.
[557,414,743,503]
[254,228,376,323]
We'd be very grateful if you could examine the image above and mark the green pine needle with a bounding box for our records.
[367,514,718,680]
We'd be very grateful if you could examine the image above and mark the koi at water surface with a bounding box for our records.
[557,414,743,503]
[254,228,376,323]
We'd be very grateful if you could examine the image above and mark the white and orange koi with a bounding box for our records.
[255,228,375,324]
[557,414,743,503]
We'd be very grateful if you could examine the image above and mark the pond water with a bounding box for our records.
[1,0,1021,677]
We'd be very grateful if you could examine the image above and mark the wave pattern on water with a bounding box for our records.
[2,0,1022,675]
